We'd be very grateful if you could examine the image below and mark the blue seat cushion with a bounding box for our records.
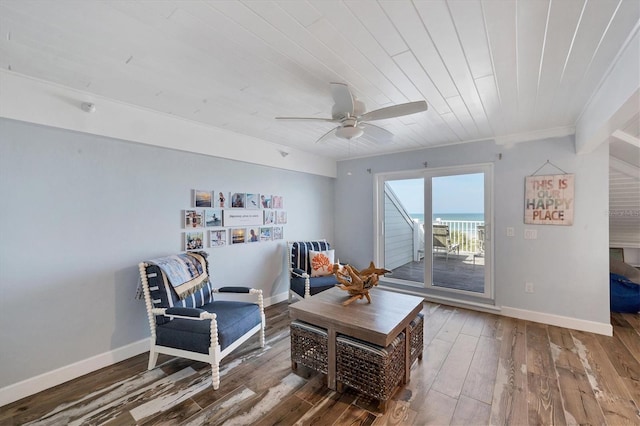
[291,275,337,298]
[156,301,261,353]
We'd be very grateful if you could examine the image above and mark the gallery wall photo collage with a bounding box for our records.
[183,190,286,251]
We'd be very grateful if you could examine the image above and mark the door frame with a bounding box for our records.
[374,163,494,300]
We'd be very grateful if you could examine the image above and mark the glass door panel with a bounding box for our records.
[431,173,485,293]
[383,178,424,286]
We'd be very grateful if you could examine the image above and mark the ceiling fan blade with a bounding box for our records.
[315,126,340,144]
[330,82,355,116]
[361,122,394,144]
[359,100,428,121]
[275,116,337,122]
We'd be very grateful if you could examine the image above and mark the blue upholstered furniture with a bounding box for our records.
[138,251,265,389]
[288,240,338,301]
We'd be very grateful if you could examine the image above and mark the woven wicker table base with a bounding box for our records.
[290,313,424,412]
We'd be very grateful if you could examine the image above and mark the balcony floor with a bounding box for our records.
[390,252,485,293]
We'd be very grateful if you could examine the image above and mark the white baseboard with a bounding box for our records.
[501,306,613,336]
[0,294,291,408]
[264,292,289,306]
[0,338,150,407]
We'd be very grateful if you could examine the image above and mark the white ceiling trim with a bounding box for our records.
[494,125,575,146]
[576,29,640,154]
[611,129,640,148]
[0,70,337,178]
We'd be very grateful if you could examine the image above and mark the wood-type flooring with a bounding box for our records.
[1,301,639,425]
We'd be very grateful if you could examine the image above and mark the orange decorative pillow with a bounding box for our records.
[309,249,335,277]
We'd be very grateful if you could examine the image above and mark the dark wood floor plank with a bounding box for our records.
[525,323,567,425]
[252,394,312,426]
[179,385,258,426]
[138,397,201,426]
[597,322,640,381]
[0,354,153,425]
[611,313,640,365]
[571,330,640,425]
[333,403,377,425]
[293,388,358,426]
[547,326,607,425]
[526,372,567,426]
[489,318,528,426]
[371,400,417,425]
[525,322,555,378]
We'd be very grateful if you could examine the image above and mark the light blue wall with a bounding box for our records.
[0,118,334,387]
[335,137,610,325]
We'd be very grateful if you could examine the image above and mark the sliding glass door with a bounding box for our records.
[375,164,493,300]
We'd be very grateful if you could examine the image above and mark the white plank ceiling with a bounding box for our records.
[0,0,638,161]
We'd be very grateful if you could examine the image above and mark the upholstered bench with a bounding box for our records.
[290,320,328,374]
[336,332,406,410]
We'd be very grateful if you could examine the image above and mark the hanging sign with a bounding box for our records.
[524,174,575,225]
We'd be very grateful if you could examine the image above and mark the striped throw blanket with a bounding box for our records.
[149,252,209,300]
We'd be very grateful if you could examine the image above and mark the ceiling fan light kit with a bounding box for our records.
[336,126,364,140]
[276,83,427,144]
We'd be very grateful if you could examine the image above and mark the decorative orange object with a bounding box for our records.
[333,262,391,306]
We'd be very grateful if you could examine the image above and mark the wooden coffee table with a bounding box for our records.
[289,287,424,390]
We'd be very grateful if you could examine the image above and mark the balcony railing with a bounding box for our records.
[415,220,485,255]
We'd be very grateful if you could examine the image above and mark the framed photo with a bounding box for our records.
[247,227,260,243]
[260,194,271,208]
[272,195,283,209]
[216,191,227,208]
[246,193,260,209]
[272,226,283,240]
[259,227,272,241]
[204,209,223,227]
[230,192,246,208]
[209,229,227,247]
[185,231,204,251]
[193,190,213,208]
[231,228,246,245]
[276,210,287,224]
[184,209,203,228]
[263,210,275,225]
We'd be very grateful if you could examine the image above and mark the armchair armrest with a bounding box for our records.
[152,307,216,320]
[166,307,206,317]
[216,286,251,293]
[291,268,309,278]
[212,287,264,313]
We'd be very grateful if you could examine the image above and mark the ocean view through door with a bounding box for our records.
[377,165,492,300]
[431,173,486,295]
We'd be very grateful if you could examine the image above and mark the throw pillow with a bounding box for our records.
[309,249,335,277]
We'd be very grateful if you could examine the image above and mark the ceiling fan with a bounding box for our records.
[276,82,428,144]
